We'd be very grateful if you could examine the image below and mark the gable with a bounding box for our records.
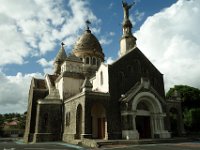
[112,47,162,76]
[109,47,165,99]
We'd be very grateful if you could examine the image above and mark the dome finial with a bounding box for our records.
[61,42,65,48]
[85,20,91,31]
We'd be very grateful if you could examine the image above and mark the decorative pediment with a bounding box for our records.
[119,77,166,105]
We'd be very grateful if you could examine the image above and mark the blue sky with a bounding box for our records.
[0,0,200,113]
[1,0,176,76]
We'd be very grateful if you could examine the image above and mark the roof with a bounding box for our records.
[81,77,93,89]
[72,29,103,54]
[47,74,58,87]
[111,47,163,75]
[62,71,85,79]
[54,45,67,62]
[66,53,82,62]
[4,120,19,126]
[33,78,46,89]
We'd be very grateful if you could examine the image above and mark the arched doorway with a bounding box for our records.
[76,104,82,139]
[136,101,151,139]
[132,92,166,139]
[169,108,179,137]
[91,103,107,139]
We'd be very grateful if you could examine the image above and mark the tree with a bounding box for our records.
[0,114,4,136]
[166,85,200,110]
[166,85,200,132]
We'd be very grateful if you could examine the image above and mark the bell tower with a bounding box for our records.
[120,0,137,57]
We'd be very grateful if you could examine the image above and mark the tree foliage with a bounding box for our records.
[0,113,26,130]
[167,85,200,132]
[166,85,200,110]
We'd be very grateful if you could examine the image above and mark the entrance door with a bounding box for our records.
[91,103,106,139]
[76,105,82,139]
[136,116,151,139]
[98,118,105,139]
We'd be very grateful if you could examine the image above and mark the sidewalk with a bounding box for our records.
[0,137,21,142]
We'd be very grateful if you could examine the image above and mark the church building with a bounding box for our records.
[24,1,185,144]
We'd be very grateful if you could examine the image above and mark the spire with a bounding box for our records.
[120,0,137,57]
[53,42,67,75]
[54,42,67,63]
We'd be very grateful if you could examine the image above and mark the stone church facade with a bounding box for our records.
[24,1,185,144]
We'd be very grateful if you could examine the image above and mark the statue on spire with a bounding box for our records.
[122,0,135,20]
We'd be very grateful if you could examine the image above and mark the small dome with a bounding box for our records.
[73,29,103,55]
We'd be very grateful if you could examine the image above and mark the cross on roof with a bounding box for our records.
[85,20,91,30]
[61,42,65,47]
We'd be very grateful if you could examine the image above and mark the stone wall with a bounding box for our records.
[33,102,62,142]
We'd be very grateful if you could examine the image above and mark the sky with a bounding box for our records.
[0,0,199,114]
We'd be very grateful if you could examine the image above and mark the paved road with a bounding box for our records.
[1,140,200,150]
[101,142,200,150]
[0,140,86,150]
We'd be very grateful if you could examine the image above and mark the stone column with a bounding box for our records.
[33,104,41,143]
[152,113,160,138]
[121,112,139,140]
[35,104,40,133]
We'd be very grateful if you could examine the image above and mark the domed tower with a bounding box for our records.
[72,21,104,76]
[53,42,67,75]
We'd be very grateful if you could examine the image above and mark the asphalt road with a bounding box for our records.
[0,140,86,150]
[101,142,200,150]
[0,140,200,150]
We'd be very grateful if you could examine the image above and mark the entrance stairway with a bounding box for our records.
[81,137,195,148]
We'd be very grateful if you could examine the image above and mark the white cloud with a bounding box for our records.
[105,57,115,64]
[108,3,114,9]
[37,58,54,74]
[0,71,43,114]
[99,37,112,45]
[135,10,145,21]
[109,32,115,36]
[37,58,53,67]
[135,0,200,91]
[0,0,101,66]
[129,10,145,27]
[99,32,115,46]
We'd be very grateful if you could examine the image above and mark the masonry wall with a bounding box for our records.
[107,48,166,139]
[33,103,62,142]
[24,79,48,143]
[63,94,86,143]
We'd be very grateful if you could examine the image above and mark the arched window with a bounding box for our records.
[119,71,125,82]
[119,71,125,93]
[133,59,141,73]
[86,57,90,64]
[100,71,103,85]
[43,113,48,127]
[92,57,96,65]
[76,104,82,139]
[66,112,70,126]
[127,65,133,77]
[80,58,83,62]
[97,59,100,66]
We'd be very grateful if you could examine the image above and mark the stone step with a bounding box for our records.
[82,138,195,148]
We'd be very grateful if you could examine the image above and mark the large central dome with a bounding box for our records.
[72,28,105,76]
[72,29,104,60]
